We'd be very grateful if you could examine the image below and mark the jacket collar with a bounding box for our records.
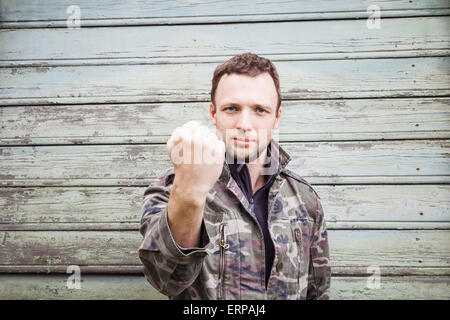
[269,138,291,172]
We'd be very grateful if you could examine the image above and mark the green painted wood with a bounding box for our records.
[0,274,448,299]
[4,50,449,68]
[0,0,448,302]
[330,276,450,299]
[0,274,168,300]
[1,57,449,106]
[4,221,449,231]
[2,221,448,232]
[331,267,450,277]
[0,140,448,186]
[1,98,449,145]
[0,186,142,226]
[0,185,449,229]
[0,265,448,277]
[1,0,448,27]
[0,230,448,271]
[1,17,449,64]
[319,185,450,225]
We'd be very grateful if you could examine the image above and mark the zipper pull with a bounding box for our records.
[220,239,229,250]
[219,223,229,250]
[249,197,254,213]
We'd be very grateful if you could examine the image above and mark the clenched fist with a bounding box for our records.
[166,120,226,196]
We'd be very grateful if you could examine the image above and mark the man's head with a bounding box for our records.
[209,52,282,163]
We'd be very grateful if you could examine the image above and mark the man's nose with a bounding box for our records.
[235,109,252,131]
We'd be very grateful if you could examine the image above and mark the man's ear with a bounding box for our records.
[273,106,282,129]
[210,103,217,125]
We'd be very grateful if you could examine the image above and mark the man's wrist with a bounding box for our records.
[172,176,209,205]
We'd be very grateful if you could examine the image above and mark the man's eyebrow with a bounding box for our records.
[220,102,271,109]
[254,104,271,109]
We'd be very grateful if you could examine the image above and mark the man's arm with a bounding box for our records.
[164,120,225,249]
[167,176,206,248]
[138,120,226,297]
[138,175,210,298]
[306,197,331,299]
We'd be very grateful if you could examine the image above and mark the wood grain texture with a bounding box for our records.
[1,17,449,64]
[0,185,449,230]
[0,274,448,299]
[1,98,449,145]
[0,230,448,272]
[1,57,449,105]
[1,0,448,27]
[0,265,448,276]
[0,140,448,186]
[0,274,168,300]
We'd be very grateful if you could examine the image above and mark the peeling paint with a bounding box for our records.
[35,67,49,73]
[1,232,8,246]
[335,142,373,150]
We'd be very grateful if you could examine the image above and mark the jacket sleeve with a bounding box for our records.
[137,175,210,298]
[306,197,331,300]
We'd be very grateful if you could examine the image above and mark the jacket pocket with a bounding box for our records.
[218,222,229,299]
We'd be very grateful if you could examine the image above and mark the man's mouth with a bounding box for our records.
[234,137,251,142]
[233,137,254,147]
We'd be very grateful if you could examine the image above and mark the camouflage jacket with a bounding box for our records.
[138,140,331,299]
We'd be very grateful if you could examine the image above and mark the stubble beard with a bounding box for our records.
[226,141,268,165]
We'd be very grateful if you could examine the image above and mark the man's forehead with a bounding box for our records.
[218,72,272,87]
[216,73,277,107]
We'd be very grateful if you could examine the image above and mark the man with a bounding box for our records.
[138,52,331,299]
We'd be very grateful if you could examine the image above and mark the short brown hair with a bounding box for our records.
[211,52,281,113]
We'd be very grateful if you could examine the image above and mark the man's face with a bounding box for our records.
[210,72,281,163]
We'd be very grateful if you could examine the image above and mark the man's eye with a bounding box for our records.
[225,106,237,111]
[256,108,267,113]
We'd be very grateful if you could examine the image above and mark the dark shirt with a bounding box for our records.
[227,143,278,288]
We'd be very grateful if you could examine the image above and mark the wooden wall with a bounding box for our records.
[0,0,449,299]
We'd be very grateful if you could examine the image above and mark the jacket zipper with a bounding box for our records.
[218,222,229,299]
[294,228,303,299]
[248,197,268,294]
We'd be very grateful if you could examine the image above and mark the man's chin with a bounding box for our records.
[226,147,261,164]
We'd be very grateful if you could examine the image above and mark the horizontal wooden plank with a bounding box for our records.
[329,230,450,267]
[0,274,167,300]
[2,221,449,232]
[1,57,449,105]
[4,50,450,68]
[0,185,449,229]
[4,221,449,231]
[1,17,449,65]
[1,98,449,145]
[0,140,448,186]
[1,265,448,277]
[0,274,448,299]
[4,12,450,30]
[331,267,450,277]
[331,275,450,299]
[0,186,144,226]
[1,0,448,27]
[0,230,448,270]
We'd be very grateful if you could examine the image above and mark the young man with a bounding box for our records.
[138,52,331,299]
